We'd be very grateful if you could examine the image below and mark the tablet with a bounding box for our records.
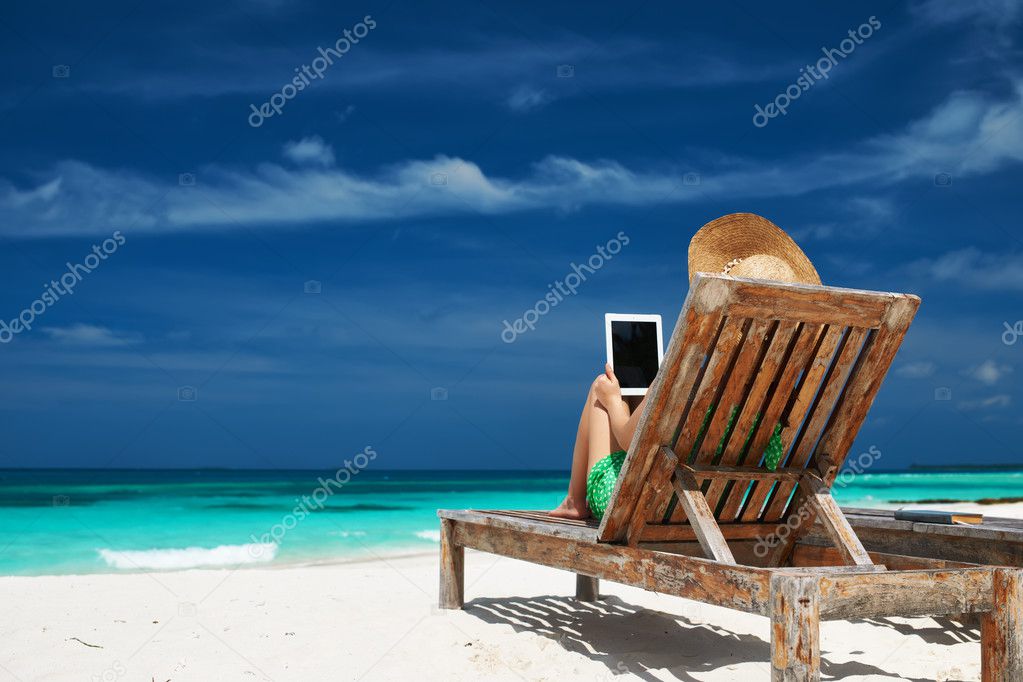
[604,313,664,396]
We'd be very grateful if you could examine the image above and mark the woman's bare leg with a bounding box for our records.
[551,384,627,519]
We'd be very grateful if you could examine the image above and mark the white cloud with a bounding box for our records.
[895,361,936,378]
[41,324,139,346]
[74,38,793,101]
[506,85,552,113]
[909,248,1023,291]
[913,0,1023,27]
[912,0,1023,61]
[333,104,356,123]
[959,393,1012,410]
[282,136,335,167]
[968,360,1013,385]
[3,79,1023,237]
[790,196,896,242]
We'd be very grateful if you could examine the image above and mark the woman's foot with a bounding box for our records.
[549,497,590,520]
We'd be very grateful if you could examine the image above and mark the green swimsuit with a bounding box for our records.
[586,405,785,521]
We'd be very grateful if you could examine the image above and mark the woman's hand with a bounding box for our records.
[592,363,622,410]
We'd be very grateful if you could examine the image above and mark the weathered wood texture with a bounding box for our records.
[824,508,1023,568]
[439,510,996,618]
[439,518,464,609]
[770,574,821,682]
[689,464,806,481]
[780,472,871,567]
[446,517,773,615]
[625,449,675,546]
[669,453,735,563]
[437,509,1009,677]
[598,275,918,557]
[640,522,777,543]
[666,315,750,524]
[597,277,728,541]
[736,322,832,523]
[790,543,977,570]
[981,568,1023,681]
[817,568,994,619]
[709,320,799,519]
[765,298,918,565]
[760,327,869,522]
[576,574,600,602]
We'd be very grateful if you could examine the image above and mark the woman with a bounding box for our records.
[549,362,642,520]
[550,213,822,521]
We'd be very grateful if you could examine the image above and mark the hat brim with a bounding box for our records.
[688,213,821,285]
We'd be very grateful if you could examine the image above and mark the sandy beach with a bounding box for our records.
[4,501,1021,682]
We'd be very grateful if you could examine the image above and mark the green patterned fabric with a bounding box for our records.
[585,405,785,519]
[761,423,785,470]
[693,404,784,470]
[586,450,626,521]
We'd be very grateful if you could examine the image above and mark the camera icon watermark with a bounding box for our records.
[178,602,197,617]
[92,659,127,682]
[683,172,701,186]
[556,64,575,78]
[430,172,447,186]
[304,280,322,294]
[52,64,70,78]
[178,386,197,402]
[1002,321,1023,345]
[178,172,196,187]
[431,387,448,401]
[53,494,70,507]
[934,386,952,401]
[934,173,952,187]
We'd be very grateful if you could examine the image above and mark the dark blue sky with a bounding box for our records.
[1,0,1021,469]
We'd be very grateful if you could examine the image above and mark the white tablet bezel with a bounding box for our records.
[604,313,664,396]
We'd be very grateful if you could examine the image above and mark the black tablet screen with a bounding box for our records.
[611,320,660,389]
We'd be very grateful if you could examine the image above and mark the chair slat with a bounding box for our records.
[733,323,830,522]
[761,327,870,522]
[721,279,891,328]
[691,318,775,467]
[704,320,800,516]
[763,296,919,564]
[664,316,749,523]
[666,448,736,564]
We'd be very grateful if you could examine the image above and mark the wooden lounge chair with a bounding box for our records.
[438,274,1023,681]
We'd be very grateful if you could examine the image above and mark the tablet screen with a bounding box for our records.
[610,320,660,389]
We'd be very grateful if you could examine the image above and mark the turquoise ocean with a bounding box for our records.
[1,468,1021,576]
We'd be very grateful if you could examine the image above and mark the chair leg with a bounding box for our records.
[576,574,599,602]
[982,568,1023,681]
[770,574,820,682]
[439,519,464,609]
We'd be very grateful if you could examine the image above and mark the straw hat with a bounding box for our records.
[688,213,821,285]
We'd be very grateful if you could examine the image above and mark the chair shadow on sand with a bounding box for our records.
[468,594,963,682]
[854,616,980,646]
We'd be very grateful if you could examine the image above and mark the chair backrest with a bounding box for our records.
[596,274,919,551]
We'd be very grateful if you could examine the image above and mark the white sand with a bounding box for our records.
[887,501,1023,519]
[0,536,1009,681]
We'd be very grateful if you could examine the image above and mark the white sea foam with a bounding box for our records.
[329,530,367,538]
[414,530,440,543]
[98,543,277,570]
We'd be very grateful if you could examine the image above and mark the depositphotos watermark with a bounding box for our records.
[1,231,126,344]
[248,15,377,128]
[752,446,881,558]
[248,446,377,555]
[501,231,630,343]
[1003,321,1023,346]
[753,15,881,128]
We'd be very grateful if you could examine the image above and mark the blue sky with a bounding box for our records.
[0,0,1021,469]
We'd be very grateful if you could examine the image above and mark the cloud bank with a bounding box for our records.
[2,80,1022,238]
